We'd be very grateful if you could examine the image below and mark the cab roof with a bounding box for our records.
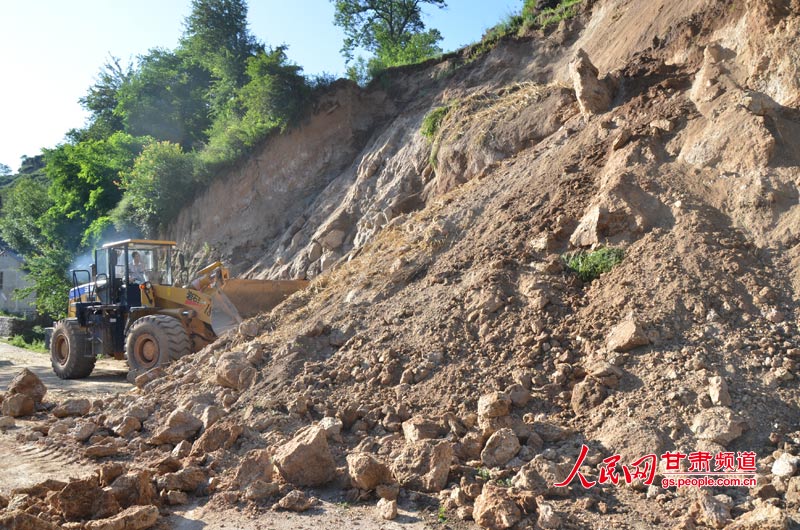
[101,239,176,249]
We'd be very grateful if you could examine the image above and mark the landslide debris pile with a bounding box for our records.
[5,0,800,528]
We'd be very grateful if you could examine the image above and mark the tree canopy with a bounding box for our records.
[332,0,446,83]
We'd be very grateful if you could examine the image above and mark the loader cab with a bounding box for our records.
[94,239,176,308]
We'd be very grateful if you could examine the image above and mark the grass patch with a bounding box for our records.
[563,247,624,282]
[470,0,584,60]
[437,504,448,524]
[421,105,453,141]
[3,335,47,353]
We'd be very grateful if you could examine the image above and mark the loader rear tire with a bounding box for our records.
[51,320,96,379]
[126,315,191,378]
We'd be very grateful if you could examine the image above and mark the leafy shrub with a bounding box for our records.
[563,247,624,282]
[120,141,197,236]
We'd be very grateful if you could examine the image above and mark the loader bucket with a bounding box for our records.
[213,279,309,334]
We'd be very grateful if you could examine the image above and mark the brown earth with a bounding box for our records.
[4,0,800,528]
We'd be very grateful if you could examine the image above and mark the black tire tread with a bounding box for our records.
[125,315,190,376]
[50,320,96,379]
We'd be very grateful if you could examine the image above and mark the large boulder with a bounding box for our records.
[1,393,34,417]
[473,484,522,529]
[150,409,202,445]
[691,407,746,446]
[233,449,273,488]
[108,471,157,509]
[569,49,613,116]
[191,421,243,455]
[155,466,206,493]
[481,428,520,468]
[391,439,453,492]
[606,320,648,352]
[84,505,159,530]
[8,368,46,406]
[52,398,91,418]
[274,425,336,486]
[346,452,393,490]
[478,392,512,419]
[52,478,103,520]
[215,352,256,391]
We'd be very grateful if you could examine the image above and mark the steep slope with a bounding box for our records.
[5,0,800,529]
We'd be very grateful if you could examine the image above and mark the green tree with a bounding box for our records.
[181,0,262,118]
[17,246,72,319]
[119,141,196,235]
[43,132,146,249]
[0,177,53,255]
[79,56,133,140]
[116,48,212,149]
[0,163,11,176]
[332,0,446,64]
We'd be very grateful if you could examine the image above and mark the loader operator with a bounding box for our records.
[129,251,146,283]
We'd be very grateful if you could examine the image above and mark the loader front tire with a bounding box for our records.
[126,315,191,378]
[51,320,95,379]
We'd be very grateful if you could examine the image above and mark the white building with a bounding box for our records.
[0,246,36,316]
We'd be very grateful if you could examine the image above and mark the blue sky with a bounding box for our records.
[0,0,519,172]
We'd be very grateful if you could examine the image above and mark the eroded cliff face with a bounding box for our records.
[173,0,800,291]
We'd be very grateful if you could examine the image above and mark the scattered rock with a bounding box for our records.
[1,394,34,418]
[0,415,16,428]
[156,466,206,493]
[84,504,159,530]
[377,498,398,520]
[537,502,562,529]
[480,428,520,468]
[234,449,274,488]
[113,416,141,438]
[606,320,649,352]
[274,425,336,486]
[771,453,799,478]
[85,443,123,459]
[689,491,731,529]
[150,409,203,445]
[53,478,102,520]
[569,49,613,116]
[402,416,443,442]
[215,352,256,391]
[244,480,279,501]
[191,420,243,455]
[570,379,608,414]
[473,484,522,529]
[477,392,512,419]
[162,490,189,506]
[346,452,393,490]
[69,421,95,443]
[708,376,732,406]
[276,490,315,512]
[109,471,157,508]
[200,405,224,430]
[727,503,788,530]
[391,439,453,492]
[52,398,91,418]
[0,511,60,530]
[376,483,400,501]
[8,368,47,405]
[691,407,746,445]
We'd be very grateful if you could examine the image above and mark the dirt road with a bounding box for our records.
[0,343,130,496]
[0,342,129,398]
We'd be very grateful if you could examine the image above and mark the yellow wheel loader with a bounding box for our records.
[47,239,307,381]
